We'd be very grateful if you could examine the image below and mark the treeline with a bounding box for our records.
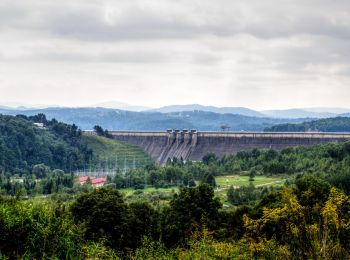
[265,116,350,132]
[1,179,350,259]
[93,124,113,138]
[0,114,92,175]
[111,158,216,190]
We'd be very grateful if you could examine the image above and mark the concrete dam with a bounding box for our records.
[109,130,350,164]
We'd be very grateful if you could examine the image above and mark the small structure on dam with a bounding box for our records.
[109,130,350,164]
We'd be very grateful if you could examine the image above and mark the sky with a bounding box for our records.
[0,0,350,110]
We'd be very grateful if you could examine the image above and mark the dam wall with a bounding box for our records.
[109,131,350,164]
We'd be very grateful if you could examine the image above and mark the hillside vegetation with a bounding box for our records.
[82,134,153,170]
[265,116,350,132]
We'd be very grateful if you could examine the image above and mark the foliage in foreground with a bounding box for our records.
[1,182,350,259]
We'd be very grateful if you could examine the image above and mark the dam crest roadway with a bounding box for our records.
[90,130,350,165]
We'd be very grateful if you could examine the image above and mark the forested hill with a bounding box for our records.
[0,114,92,175]
[264,117,350,132]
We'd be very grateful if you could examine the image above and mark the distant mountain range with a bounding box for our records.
[2,101,350,119]
[0,102,350,132]
[0,107,309,131]
[91,101,151,112]
[261,109,337,119]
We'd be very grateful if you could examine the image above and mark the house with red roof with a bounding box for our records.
[79,176,107,188]
[79,176,90,183]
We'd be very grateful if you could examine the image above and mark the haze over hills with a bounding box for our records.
[261,109,338,119]
[304,107,350,114]
[91,101,151,112]
[0,102,57,110]
[2,100,350,119]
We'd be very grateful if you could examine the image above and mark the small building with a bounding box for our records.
[33,122,45,129]
[79,176,107,188]
[91,177,107,188]
[79,176,90,184]
[10,177,24,183]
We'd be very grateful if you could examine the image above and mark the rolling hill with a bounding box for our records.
[148,104,266,117]
[0,107,309,131]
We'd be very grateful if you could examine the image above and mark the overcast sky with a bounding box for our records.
[0,0,350,110]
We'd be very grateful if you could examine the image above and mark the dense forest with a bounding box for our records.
[265,116,350,132]
[0,114,92,174]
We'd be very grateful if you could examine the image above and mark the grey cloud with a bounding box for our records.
[43,5,350,41]
[0,3,28,27]
[191,52,222,66]
[33,50,169,63]
[269,36,350,75]
[2,0,350,41]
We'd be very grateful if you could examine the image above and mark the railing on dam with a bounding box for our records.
[104,130,350,139]
[197,132,350,139]
[109,131,169,137]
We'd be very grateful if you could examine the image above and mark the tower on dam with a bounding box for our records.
[109,130,350,164]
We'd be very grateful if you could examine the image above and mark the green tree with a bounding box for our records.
[128,202,159,248]
[32,164,51,178]
[202,153,218,165]
[93,125,105,136]
[249,169,256,182]
[203,173,216,187]
[71,188,130,250]
[161,184,221,246]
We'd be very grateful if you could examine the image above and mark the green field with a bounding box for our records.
[216,175,284,189]
[119,186,179,206]
[214,175,285,207]
[82,134,153,170]
[118,175,284,200]
[118,176,283,195]
[120,186,179,197]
